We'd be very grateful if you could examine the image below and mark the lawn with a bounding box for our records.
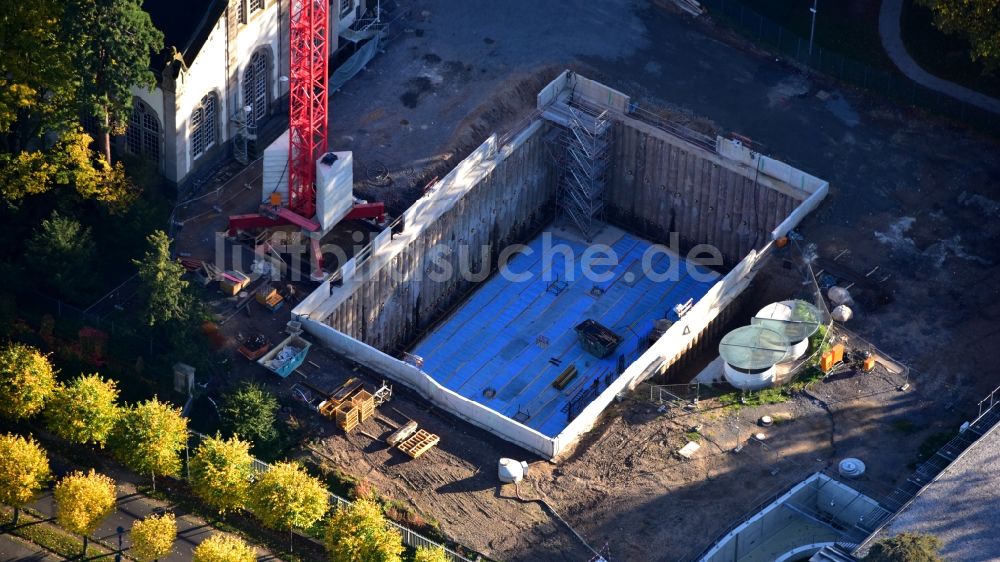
[732,0,896,70]
[900,0,1000,99]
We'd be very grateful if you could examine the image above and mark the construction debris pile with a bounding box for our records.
[266,344,302,370]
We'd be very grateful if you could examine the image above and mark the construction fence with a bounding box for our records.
[700,0,1000,134]
[186,431,478,562]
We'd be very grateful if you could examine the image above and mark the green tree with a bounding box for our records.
[0,343,57,420]
[249,462,329,549]
[134,231,190,328]
[0,433,51,526]
[0,0,77,151]
[192,533,257,562]
[413,546,449,562]
[0,0,139,208]
[53,469,117,555]
[190,435,253,515]
[130,513,177,562]
[26,211,97,302]
[325,498,404,562]
[918,0,1000,71]
[111,398,188,490]
[44,374,121,447]
[864,532,944,562]
[63,0,163,162]
[220,383,279,448]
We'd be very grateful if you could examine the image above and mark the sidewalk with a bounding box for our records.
[26,475,282,562]
[879,0,1000,115]
[0,533,63,562]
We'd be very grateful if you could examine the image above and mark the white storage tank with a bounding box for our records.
[498,458,529,483]
[719,325,791,390]
[752,300,821,361]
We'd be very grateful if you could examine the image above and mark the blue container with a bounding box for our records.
[257,334,312,378]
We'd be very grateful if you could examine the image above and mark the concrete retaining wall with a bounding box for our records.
[301,318,559,457]
[606,118,808,267]
[297,121,556,351]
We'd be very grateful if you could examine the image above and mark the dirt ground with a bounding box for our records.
[174,1,1000,561]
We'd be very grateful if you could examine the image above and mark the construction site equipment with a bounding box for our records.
[831,343,845,364]
[498,458,529,483]
[546,99,612,240]
[256,286,284,312]
[863,355,876,372]
[317,378,378,432]
[353,390,375,423]
[257,334,311,378]
[386,420,419,446]
[553,364,578,390]
[225,0,386,280]
[238,334,270,361]
[335,402,360,432]
[397,429,439,459]
[220,270,251,296]
[575,319,623,359]
[373,381,393,405]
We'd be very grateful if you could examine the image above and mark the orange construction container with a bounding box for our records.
[830,343,845,364]
[863,356,876,372]
[820,351,835,372]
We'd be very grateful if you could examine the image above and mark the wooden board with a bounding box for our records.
[397,429,439,459]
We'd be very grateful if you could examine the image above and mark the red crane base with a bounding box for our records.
[226,202,386,237]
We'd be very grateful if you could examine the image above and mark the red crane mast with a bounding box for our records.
[287,0,328,221]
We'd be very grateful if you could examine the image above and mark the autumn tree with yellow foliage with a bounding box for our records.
[249,462,329,550]
[0,343,56,420]
[189,435,254,515]
[54,470,117,555]
[45,374,122,447]
[111,398,188,490]
[130,512,177,562]
[0,433,50,526]
[325,498,404,562]
[413,546,450,562]
[192,533,257,562]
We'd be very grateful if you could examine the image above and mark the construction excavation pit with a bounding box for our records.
[292,72,828,459]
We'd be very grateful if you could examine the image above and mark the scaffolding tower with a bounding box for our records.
[551,103,612,241]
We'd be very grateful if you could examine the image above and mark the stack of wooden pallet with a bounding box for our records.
[397,429,440,459]
[335,402,360,432]
[352,390,375,423]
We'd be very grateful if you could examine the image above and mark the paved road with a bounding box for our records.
[0,534,62,562]
[879,0,1000,114]
[26,476,280,562]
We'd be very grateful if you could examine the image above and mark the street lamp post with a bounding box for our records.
[808,0,819,56]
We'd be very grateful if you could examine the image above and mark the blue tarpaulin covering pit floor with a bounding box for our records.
[411,226,720,438]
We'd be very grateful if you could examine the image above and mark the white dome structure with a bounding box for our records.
[752,300,821,361]
[718,325,792,390]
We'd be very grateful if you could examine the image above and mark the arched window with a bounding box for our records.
[126,100,161,161]
[243,50,268,125]
[191,93,218,159]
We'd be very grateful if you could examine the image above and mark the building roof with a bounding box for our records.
[143,0,227,66]
[880,421,1000,561]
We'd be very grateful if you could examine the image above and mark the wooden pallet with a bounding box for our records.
[335,403,360,432]
[397,429,439,459]
[352,390,375,423]
[553,364,578,390]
